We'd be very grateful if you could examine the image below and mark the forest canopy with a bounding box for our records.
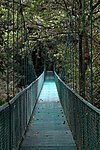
[0,0,100,107]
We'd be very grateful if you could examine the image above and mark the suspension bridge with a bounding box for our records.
[0,69,100,150]
[20,71,76,150]
[0,0,100,150]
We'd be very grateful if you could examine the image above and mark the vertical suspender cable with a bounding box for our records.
[72,0,75,89]
[26,35,30,85]
[16,1,19,92]
[66,33,69,83]
[61,33,68,82]
[20,0,23,87]
[7,0,10,101]
[78,1,81,94]
[74,1,78,92]
[13,0,15,96]
[82,0,85,98]
[25,31,28,86]
[66,24,70,84]
[24,20,26,87]
[22,2,27,87]
[78,2,80,94]
[67,18,70,85]
[69,17,72,87]
[90,0,93,104]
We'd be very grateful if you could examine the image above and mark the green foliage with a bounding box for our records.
[0,0,99,108]
[0,99,5,106]
[27,55,37,85]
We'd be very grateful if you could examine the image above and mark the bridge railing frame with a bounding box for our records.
[0,71,45,150]
[54,71,100,150]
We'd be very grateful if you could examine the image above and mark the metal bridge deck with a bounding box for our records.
[20,71,77,150]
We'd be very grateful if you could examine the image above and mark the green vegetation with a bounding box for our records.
[0,0,99,108]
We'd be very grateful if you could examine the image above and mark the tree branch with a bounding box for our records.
[92,1,100,12]
[29,32,67,41]
[93,52,100,63]
[62,0,68,10]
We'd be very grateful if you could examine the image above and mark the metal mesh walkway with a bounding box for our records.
[20,71,77,150]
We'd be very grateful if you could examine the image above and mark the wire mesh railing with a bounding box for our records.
[0,71,45,150]
[54,71,100,150]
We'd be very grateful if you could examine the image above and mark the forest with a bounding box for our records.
[0,0,100,108]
